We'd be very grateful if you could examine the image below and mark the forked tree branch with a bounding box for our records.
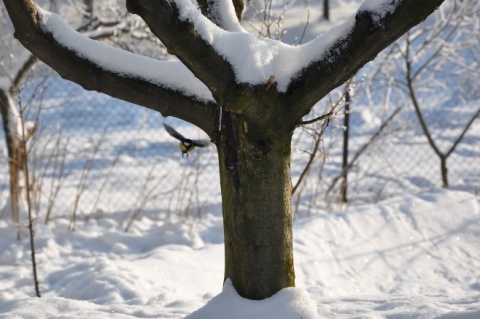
[126,0,238,101]
[3,0,219,137]
[5,0,446,136]
[283,0,445,124]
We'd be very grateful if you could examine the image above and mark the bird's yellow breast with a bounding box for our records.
[180,142,195,153]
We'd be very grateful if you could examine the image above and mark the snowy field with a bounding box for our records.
[1,189,479,318]
[1,0,480,318]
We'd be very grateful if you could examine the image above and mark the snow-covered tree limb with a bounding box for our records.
[126,0,239,102]
[5,0,446,132]
[3,0,219,137]
[282,0,446,123]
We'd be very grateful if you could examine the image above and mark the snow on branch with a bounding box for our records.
[164,0,443,113]
[281,0,445,122]
[4,0,220,136]
[163,0,403,93]
[5,0,444,131]
[37,7,213,103]
[165,0,324,92]
[359,0,400,22]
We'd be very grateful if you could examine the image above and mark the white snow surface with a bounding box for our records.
[358,0,400,25]
[359,0,399,11]
[1,189,479,318]
[186,279,317,319]
[213,0,246,32]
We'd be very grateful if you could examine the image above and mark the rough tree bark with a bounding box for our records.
[3,0,445,300]
[218,112,295,299]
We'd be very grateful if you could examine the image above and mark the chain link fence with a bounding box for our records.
[1,0,479,226]
[1,68,479,225]
[1,72,221,227]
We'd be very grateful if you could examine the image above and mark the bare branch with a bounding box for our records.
[327,105,403,195]
[11,55,37,93]
[297,111,332,126]
[445,108,480,158]
[292,123,325,195]
[404,35,443,159]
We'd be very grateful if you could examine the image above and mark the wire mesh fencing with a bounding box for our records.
[0,73,221,229]
[292,93,480,215]
[0,71,479,226]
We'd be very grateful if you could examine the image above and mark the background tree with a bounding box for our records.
[401,1,480,188]
[368,0,480,188]
[0,1,43,230]
[4,0,445,300]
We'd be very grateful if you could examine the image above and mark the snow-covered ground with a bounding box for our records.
[1,189,479,318]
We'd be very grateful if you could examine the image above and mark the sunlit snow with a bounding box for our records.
[1,190,479,318]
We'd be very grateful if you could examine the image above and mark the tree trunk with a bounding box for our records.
[0,90,21,226]
[216,112,295,300]
[340,87,350,203]
[440,156,448,188]
[0,89,33,240]
[323,0,330,20]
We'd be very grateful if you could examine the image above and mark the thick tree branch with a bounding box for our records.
[283,0,445,123]
[7,11,130,94]
[3,0,219,137]
[126,0,238,103]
